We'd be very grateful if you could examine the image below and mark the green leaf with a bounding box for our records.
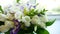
[43,9,48,12]
[27,9,38,17]
[36,26,49,34]
[24,24,34,33]
[0,21,4,26]
[18,24,34,34]
[27,9,36,18]
[40,9,48,15]
[0,6,4,13]
[46,19,56,26]
[17,29,34,34]
[17,29,25,34]
[17,0,20,3]
[18,29,34,34]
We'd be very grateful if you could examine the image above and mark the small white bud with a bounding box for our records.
[39,15,48,23]
[22,16,31,27]
[15,11,24,20]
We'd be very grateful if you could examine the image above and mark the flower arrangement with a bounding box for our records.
[0,0,55,34]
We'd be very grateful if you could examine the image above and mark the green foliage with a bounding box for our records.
[27,9,35,16]
[46,19,56,26]
[5,30,10,34]
[27,9,47,16]
[0,6,4,13]
[17,29,25,34]
[40,9,48,15]
[27,9,38,18]
[0,21,4,26]
[18,29,34,34]
[36,26,49,34]
[18,24,34,34]
[17,0,20,3]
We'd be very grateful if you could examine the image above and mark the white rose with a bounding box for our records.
[31,15,40,24]
[0,25,10,33]
[31,15,46,28]
[5,21,14,28]
[24,22,30,27]
[15,11,24,22]
[0,14,7,21]
[38,22,46,28]
[6,13,14,20]
[22,16,31,27]
[39,15,48,23]
[7,5,17,13]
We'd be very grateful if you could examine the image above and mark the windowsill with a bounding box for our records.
[47,12,60,20]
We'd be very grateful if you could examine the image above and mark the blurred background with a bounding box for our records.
[0,0,60,34]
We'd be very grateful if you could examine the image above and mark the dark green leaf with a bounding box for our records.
[0,6,4,13]
[17,29,25,34]
[0,21,4,26]
[40,9,48,15]
[43,9,48,12]
[18,29,34,34]
[46,19,56,26]
[18,24,34,34]
[36,26,49,34]
[17,29,34,34]
[24,24,34,33]
[17,0,20,3]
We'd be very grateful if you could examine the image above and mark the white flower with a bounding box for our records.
[4,8,15,20]
[15,11,24,22]
[15,3,24,12]
[5,20,14,28]
[6,13,14,20]
[31,15,39,24]
[8,5,17,13]
[22,16,31,27]
[0,14,7,21]
[4,5,20,14]
[39,15,48,23]
[0,25,10,33]
[31,15,46,28]
[39,22,46,28]
[24,22,30,27]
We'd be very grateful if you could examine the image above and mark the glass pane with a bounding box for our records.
[36,0,60,14]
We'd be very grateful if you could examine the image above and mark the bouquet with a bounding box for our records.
[0,0,55,34]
